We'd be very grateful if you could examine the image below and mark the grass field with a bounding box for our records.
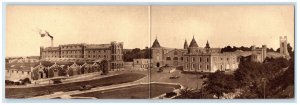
[150,68,204,89]
[5,73,145,98]
[71,83,180,99]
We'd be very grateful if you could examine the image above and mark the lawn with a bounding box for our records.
[5,73,145,98]
[71,83,180,99]
[150,68,204,89]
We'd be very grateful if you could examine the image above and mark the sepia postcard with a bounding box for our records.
[4,4,295,100]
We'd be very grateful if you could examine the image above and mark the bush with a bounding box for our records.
[165,92,177,98]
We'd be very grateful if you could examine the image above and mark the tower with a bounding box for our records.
[188,36,199,54]
[280,36,289,57]
[205,40,210,53]
[184,39,188,49]
[151,37,163,67]
[111,41,124,70]
[261,45,267,62]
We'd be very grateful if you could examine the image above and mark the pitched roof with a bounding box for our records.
[151,38,161,48]
[189,36,199,47]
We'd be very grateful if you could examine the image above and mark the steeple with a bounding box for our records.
[205,40,210,49]
[184,38,188,49]
[189,35,198,47]
[151,36,161,48]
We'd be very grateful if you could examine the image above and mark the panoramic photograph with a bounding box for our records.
[5,5,294,99]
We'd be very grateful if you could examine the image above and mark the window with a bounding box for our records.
[192,64,195,70]
[173,57,178,60]
[186,58,189,62]
[207,65,209,70]
[227,58,229,61]
[174,51,178,55]
[192,57,195,62]
[199,57,202,62]
[181,57,183,60]
[166,57,171,60]
[207,58,209,62]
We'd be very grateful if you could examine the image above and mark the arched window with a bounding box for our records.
[166,57,171,60]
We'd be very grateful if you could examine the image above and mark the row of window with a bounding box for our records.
[85,50,110,54]
[44,50,111,55]
[166,57,184,61]
[186,64,210,70]
[135,60,150,64]
[61,46,82,49]
[7,70,30,75]
[86,55,108,58]
[184,57,239,62]
[186,57,210,62]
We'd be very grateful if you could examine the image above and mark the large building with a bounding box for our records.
[40,41,124,70]
[151,36,255,72]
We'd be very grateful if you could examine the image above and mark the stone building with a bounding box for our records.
[249,45,267,63]
[151,36,240,72]
[280,36,290,59]
[40,41,124,71]
[133,59,150,70]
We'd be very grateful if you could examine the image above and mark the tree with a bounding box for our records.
[203,71,237,99]
[287,43,293,54]
[235,57,291,98]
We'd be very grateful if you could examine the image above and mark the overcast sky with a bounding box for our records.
[6,5,294,57]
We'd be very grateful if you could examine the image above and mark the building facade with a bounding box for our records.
[133,59,150,70]
[151,37,240,72]
[40,41,124,70]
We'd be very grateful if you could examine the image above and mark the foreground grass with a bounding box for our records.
[71,83,180,99]
[6,73,145,98]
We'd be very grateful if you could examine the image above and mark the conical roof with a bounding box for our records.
[151,37,161,48]
[184,39,188,49]
[189,36,198,47]
[205,40,210,48]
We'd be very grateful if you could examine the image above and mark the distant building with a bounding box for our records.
[40,41,124,71]
[280,36,290,58]
[150,36,290,73]
[133,59,150,70]
[151,36,240,72]
[249,45,267,63]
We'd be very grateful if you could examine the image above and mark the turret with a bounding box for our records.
[188,36,199,54]
[205,40,210,53]
[184,39,188,49]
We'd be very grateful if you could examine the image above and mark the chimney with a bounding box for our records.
[51,38,53,47]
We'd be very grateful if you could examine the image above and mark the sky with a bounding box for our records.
[151,5,294,49]
[6,5,294,57]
